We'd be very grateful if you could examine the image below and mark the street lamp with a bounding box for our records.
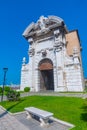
[1,68,8,102]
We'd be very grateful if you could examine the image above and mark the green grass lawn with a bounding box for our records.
[0,96,87,130]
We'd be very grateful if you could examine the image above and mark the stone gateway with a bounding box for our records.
[20,15,84,92]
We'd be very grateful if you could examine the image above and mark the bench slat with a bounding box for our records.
[25,107,53,119]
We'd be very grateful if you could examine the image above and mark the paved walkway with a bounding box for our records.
[20,92,87,99]
[0,107,73,130]
[0,107,29,130]
[0,92,87,101]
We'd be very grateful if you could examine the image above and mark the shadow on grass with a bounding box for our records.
[81,113,87,121]
[81,99,87,122]
[0,99,25,118]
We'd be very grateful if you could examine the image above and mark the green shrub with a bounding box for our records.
[24,87,30,92]
[6,90,20,101]
[0,87,2,93]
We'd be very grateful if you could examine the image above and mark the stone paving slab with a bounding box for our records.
[0,107,29,130]
[15,113,72,130]
[0,106,73,130]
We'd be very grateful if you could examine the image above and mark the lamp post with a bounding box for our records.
[1,68,8,102]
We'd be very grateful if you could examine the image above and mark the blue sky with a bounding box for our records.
[0,0,87,85]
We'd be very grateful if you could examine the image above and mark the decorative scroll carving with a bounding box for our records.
[41,50,47,57]
[29,48,35,57]
[54,29,64,50]
[36,16,50,36]
[28,38,34,44]
[38,16,46,30]
[54,29,60,36]
[54,41,63,47]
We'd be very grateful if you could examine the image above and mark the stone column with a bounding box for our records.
[53,49,58,91]
[34,69,40,92]
[53,67,58,91]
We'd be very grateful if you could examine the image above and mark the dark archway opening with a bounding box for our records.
[39,59,54,91]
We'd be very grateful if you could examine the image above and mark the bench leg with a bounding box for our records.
[40,118,49,127]
[26,111,32,119]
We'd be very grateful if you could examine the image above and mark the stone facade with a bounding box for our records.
[20,15,84,92]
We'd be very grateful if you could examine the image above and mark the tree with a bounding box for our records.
[0,87,2,93]
[4,86,10,92]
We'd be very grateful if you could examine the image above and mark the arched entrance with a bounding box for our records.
[38,58,54,91]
